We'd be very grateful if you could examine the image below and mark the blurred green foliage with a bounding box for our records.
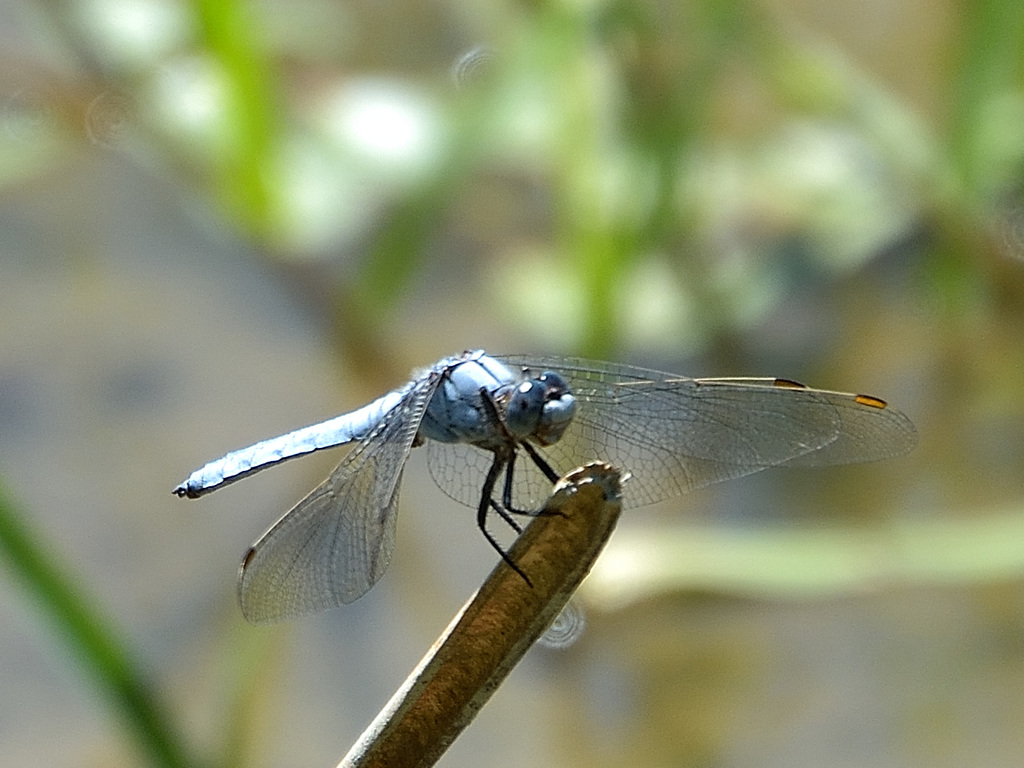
[7,0,1022,358]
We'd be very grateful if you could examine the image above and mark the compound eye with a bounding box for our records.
[539,371,569,397]
[505,380,544,437]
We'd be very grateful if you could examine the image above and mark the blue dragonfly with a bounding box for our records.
[175,350,916,622]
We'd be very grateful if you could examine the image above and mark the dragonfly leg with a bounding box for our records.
[477,450,533,587]
[489,495,523,534]
[499,443,564,519]
[499,449,549,517]
[521,440,560,483]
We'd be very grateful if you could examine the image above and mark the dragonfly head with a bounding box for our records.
[504,370,576,445]
[504,380,545,438]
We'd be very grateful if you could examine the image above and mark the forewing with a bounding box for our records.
[492,357,916,509]
[237,374,440,623]
[771,386,918,466]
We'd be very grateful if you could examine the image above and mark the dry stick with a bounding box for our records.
[338,461,625,768]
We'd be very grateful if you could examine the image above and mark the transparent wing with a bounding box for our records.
[428,356,917,512]
[238,373,441,623]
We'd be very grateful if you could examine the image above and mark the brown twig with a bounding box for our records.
[337,461,625,768]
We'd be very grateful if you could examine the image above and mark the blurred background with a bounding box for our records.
[2,0,1024,766]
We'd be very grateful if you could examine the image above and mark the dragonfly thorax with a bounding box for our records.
[416,356,577,452]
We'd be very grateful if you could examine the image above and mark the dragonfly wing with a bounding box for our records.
[237,373,441,623]
[773,388,917,466]
[427,439,505,509]
[496,357,916,508]
[670,377,918,467]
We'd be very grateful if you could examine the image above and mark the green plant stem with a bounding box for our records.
[0,480,202,768]
[194,0,278,237]
[948,0,1024,200]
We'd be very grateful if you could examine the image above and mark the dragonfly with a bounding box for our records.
[174,349,917,623]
